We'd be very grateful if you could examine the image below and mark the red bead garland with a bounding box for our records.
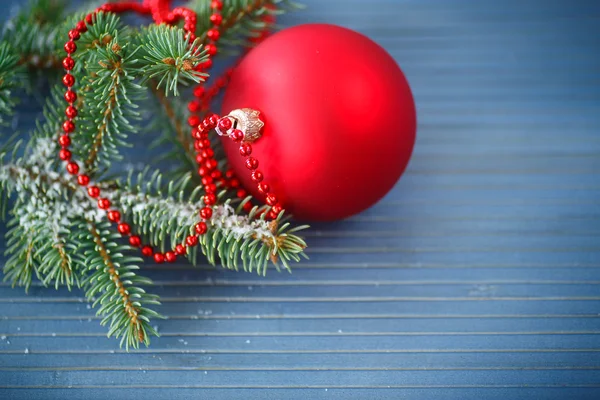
[57,1,282,264]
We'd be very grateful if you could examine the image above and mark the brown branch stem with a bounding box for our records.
[88,222,145,343]
[85,66,121,171]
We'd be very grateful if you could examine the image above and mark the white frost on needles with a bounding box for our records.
[0,138,104,232]
[211,204,274,240]
[1,138,275,242]
[117,191,275,241]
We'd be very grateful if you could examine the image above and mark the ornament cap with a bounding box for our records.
[218,108,264,143]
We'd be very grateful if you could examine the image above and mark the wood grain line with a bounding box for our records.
[2,331,599,338]
[2,296,599,303]
[3,314,599,321]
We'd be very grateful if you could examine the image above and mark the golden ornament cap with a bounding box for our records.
[225,108,264,143]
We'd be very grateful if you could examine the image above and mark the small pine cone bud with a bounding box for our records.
[182,59,194,71]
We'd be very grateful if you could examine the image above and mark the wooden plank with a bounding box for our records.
[1,0,600,398]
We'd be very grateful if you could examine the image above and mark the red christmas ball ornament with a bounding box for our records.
[221,24,416,221]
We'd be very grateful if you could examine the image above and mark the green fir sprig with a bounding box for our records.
[0,0,307,350]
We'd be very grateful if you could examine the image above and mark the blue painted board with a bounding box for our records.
[1,0,600,399]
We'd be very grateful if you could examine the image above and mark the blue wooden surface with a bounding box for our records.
[1,0,600,399]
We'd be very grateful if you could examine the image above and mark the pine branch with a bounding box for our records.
[78,220,162,349]
[136,25,208,96]
[0,43,26,127]
[1,136,162,347]
[0,0,68,70]
[115,169,308,274]
[149,85,195,170]
[74,13,142,172]
[1,138,82,291]
[189,0,300,52]
[0,0,308,350]
[3,216,39,292]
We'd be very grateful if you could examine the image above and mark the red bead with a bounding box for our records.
[117,223,130,235]
[186,235,198,247]
[195,154,204,164]
[188,115,200,127]
[58,134,71,147]
[198,167,209,177]
[202,149,215,159]
[243,202,253,213]
[87,186,100,198]
[211,0,223,10]
[129,235,141,247]
[210,169,222,179]
[267,210,278,220]
[64,90,77,103]
[200,207,213,219]
[62,74,75,87]
[63,120,75,133]
[225,170,235,179]
[271,204,283,215]
[245,157,258,170]
[204,193,217,206]
[65,106,78,119]
[62,57,75,70]
[230,129,244,142]
[239,143,252,157]
[154,253,165,263]
[208,114,219,126]
[107,210,121,222]
[201,176,213,185]
[76,21,87,33]
[205,43,217,56]
[188,100,201,112]
[210,14,223,25]
[206,183,217,193]
[266,194,278,206]
[175,244,186,255]
[68,29,80,40]
[193,86,205,97]
[258,183,270,194]
[66,162,79,175]
[229,178,240,188]
[195,222,208,235]
[59,149,71,161]
[202,119,215,130]
[201,59,213,70]
[99,3,114,12]
[165,251,177,263]
[205,159,218,170]
[64,41,77,54]
[141,245,153,257]
[207,29,220,41]
[199,139,211,149]
[97,198,111,210]
[251,170,264,183]
[193,129,206,141]
[85,13,94,24]
[217,118,232,132]
[77,174,90,186]
[237,189,247,199]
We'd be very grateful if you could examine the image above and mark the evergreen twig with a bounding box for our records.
[0,0,307,349]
